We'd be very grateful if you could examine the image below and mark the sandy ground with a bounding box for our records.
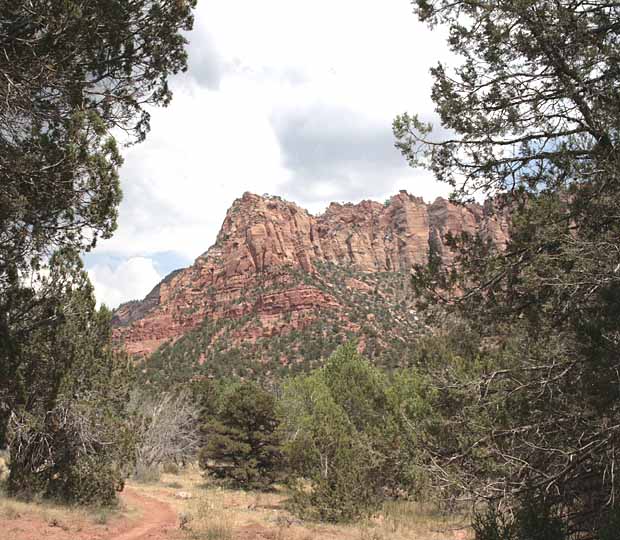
[114,488,179,540]
[0,488,179,540]
[0,467,471,540]
[131,468,472,540]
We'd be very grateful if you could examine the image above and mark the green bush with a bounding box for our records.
[600,507,620,540]
[280,343,419,522]
[472,506,513,540]
[473,501,567,540]
[4,254,136,506]
[8,403,132,505]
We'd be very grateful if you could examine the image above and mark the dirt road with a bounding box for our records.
[113,488,178,540]
[0,486,179,540]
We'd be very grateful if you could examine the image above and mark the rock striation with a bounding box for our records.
[113,191,509,357]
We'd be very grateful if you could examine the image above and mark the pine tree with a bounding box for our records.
[199,381,283,490]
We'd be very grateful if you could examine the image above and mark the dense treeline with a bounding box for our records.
[190,319,620,536]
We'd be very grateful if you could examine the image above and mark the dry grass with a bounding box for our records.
[129,464,472,540]
[134,462,162,484]
[0,492,123,529]
[0,452,129,530]
[0,453,470,539]
[0,450,9,483]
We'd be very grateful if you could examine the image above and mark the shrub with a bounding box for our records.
[163,462,181,475]
[130,390,200,474]
[8,402,132,505]
[133,463,161,484]
[280,343,418,522]
[600,507,620,540]
[4,257,136,506]
[472,506,514,540]
[473,501,567,540]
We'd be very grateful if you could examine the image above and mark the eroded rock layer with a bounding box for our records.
[113,191,509,357]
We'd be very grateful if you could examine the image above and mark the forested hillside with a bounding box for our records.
[114,190,509,381]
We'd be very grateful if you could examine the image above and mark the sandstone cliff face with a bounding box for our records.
[113,191,509,357]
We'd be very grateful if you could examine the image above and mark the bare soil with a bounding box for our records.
[113,488,179,540]
[0,488,179,540]
[0,468,471,540]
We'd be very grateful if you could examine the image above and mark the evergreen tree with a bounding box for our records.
[6,250,135,504]
[199,381,283,490]
[0,0,196,448]
[0,0,196,276]
[280,344,418,522]
[0,1,196,504]
[394,1,620,536]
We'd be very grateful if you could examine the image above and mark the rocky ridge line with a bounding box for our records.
[113,191,509,356]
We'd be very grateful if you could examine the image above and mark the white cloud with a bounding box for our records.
[88,257,162,308]
[86,0,453,306]
[97,83,286,261]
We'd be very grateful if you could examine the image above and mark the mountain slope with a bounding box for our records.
[113,191,509,380]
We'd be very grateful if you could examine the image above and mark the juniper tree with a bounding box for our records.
[199,381,283,490]
[0,1,196,503]
[280,344,419,522]
[0,0,196,447]
[6,250,135,504]
[394,1,620,536]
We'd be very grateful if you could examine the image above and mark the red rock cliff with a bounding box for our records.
[113,191,509,356]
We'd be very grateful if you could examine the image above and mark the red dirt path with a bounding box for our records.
[0,488,179,540]
[114,488,178,540]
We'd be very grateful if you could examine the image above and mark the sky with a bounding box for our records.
[85,0,452,309]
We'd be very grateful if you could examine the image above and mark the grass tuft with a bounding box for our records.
[93,508,112,525]
[203,517,234,540]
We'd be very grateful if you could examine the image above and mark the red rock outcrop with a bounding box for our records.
[113,191,509,356]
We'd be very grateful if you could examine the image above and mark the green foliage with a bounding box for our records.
[394,1,620,536]
[280,344,420,522]
[198,381,283,490]
[0,0,195,505]
[5,252,135,504]
[0,1,195,278]
[472,506,514,540]
[599,507,620,540]
[473,502,567,540]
